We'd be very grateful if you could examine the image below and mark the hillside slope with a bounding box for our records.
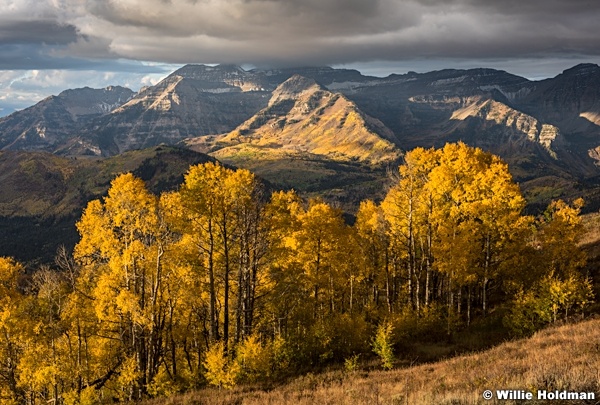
[143,318,600,405]
[0,146,215,263]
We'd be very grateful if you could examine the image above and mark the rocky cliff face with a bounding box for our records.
[517,64,600,126]
[511,64,600,169]
[448,98,564,156]
[194,75,400,165]
[56,86,134,119]
[173,64,273,91]
[335,68,533,149]
[83,69,271,155]
[0,86,133,153]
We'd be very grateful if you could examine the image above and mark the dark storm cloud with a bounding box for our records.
[53,0,598,67]
[82,0,405,41]
[0,20,78,45]
[0,42,179,73]
[2,0,600,69]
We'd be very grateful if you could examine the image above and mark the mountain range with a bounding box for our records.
[3,64,600,165]
[3,62,600,261]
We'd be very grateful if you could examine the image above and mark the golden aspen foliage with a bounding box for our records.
[0,143,594,402]
[176,162,264,348]
[504,198,592,336]
[382,147,439,313]
[354,200,389,311]
[259,190,307,338]
[429,144,525,308]
[74,173,168,400]
[538,198,587,277]
[289,199,348,317]
[203,341,239,388]
[16,269,77,405]
[233,334,272,383]
[0,258,25,403]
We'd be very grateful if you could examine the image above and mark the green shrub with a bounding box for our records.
[344,354,360,373]
[372,321,395,370]
[504,273,593,337]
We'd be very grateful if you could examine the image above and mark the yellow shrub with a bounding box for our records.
[235,334,271,383]
[203,341,239,388]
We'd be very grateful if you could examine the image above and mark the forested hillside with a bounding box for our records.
[0,143,592,404]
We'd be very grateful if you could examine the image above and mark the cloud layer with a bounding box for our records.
[2,0,600,116]
[2,0,600,68]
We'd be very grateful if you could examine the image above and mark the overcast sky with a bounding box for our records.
[2,0,600,116]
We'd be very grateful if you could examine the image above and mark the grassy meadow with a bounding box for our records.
[142,317,600,405]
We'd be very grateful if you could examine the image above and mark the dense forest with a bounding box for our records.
[0,142,592,404]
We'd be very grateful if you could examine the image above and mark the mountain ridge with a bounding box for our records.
[0,85,134,153]
[187,74,401,165]
[3,63,600,209]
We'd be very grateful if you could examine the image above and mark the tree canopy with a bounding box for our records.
[0,144,592,403]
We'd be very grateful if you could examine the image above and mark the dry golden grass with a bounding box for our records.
[143,317,600,405]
